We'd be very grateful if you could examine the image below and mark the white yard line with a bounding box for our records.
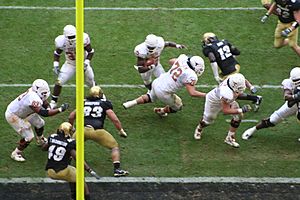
[0,177,299,183]
[0,84,282,89]
[0,6,264,11]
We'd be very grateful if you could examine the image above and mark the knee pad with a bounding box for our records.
[230,119,241,128]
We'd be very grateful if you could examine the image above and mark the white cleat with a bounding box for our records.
[242,127,257,140]
[11,151,25,162]
[49,100,57,109]
[224,136,240,148]
[194,124,202,140]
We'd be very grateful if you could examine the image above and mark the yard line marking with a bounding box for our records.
[0,6,264,11]
[0,84,282,89]
[0,177,300,183]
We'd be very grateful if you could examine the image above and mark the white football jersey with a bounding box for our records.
[154,54,198,93]
[55,33,90,65]
[134,36,165,59]
[281,78,293,90]
[210,77,237,104]
[7,88,43,118]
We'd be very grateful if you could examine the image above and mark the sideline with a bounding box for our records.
[0,6,264,11]
[1,177,300,183]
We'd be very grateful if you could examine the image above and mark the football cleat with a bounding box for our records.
[49,100,57,109]
[122,100,136,109]
[224,136,240,148]
[194,124,203,140]
[153,107,168,117]
[11,150,25,162]
[36,136,48,146]
[114,169,129,177]
[253,96,262,112]
[242,127,257,140]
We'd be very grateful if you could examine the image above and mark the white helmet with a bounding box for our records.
[228,73,246,93]
[290,67,300,88]
[63,25,76,42]
[32,79,50,101]
[145,34,158,53]
[188,56,205,77]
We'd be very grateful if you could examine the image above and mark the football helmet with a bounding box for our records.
[187,56,205,77]
[228,73,246,93]
[202,32,218,45]
[58,122,74,137]
[290,67,300,88]
[63,25,76,43]
[145,34,158,53]
[89,85,104,98]
[32,79,50,101]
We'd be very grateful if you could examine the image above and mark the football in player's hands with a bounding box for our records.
[145,58,156,66]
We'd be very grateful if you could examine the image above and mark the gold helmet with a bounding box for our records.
[202,32,217,45]
[89,86,103,98]
[58,122,74,137]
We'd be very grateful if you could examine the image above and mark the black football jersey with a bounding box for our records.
[202,40,239,76]
[275,0,300,23]
[83,97,113,129]
[45,133,76,172]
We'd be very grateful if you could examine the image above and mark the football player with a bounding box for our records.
[43,122,100,200]
[242,66,300,140]
[260,0,300,56]
[123,54,206,117]
[134,33,186,91]
[68,86,129,177]
[202,32,263,112]
[50,25,96,109]
[194,73,252,148]
[5,79,69,162]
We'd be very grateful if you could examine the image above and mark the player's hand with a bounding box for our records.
[293,91,300,101]
[58,103,69,112]
[84,59,91,71]
[53,66,60,75]
[260,14,269,23]
[88,169,100,179]
[241,104,252,113]
[119,129,127,138]
[250,86,258,94]
[176,44,186,49]
[281,28,292,37]
[214,76,223,84]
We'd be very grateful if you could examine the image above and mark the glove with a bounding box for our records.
[214,76,223,84]
[53,65,60,75]
[88,169,100,179]
[293,91,300,101]
[84,59,90,71]
[119,129,127,138]
[148,64,155,70]
[281,28,292,37]
[260,14,269,23]
[241,104,252,113]
[176,44,186,49]
[250,86,258,94]
[58,103,69,112]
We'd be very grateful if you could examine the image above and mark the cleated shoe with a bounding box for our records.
[11,150,25,162]
[224,136,240,148]
[114,169,129,177]
[194,124,203,140]
[242,127,256,140]
[253,96,262,112]
[49,100,57,109]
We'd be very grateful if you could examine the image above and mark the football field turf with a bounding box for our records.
[0,1,299,178]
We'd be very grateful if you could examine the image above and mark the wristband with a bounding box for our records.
[58,107,62,112]
[237,108,243,114]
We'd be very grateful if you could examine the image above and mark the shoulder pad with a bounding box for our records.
[55,35,66,49]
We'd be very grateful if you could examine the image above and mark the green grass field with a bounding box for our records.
[0,1,299,178]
